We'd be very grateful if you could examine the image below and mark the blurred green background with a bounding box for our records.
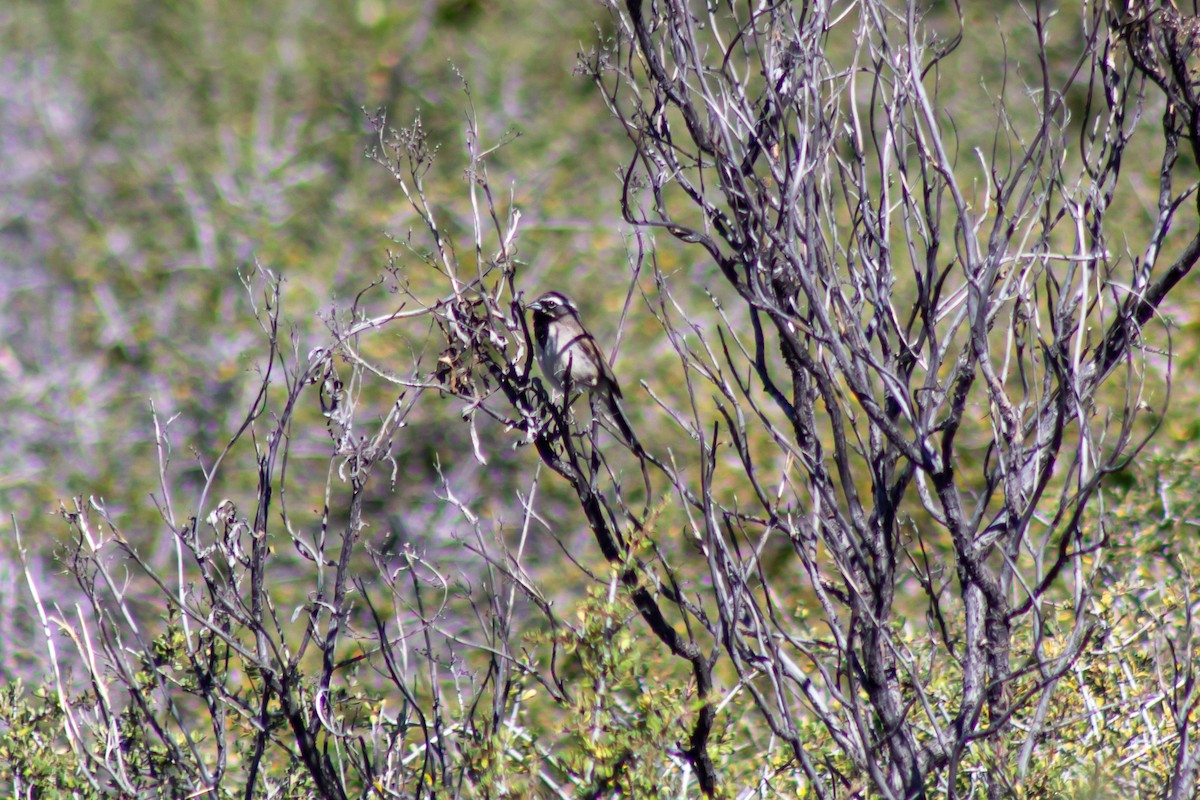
[5,0,1200,582]
[0,0,654,685]
[5,0,1200,629]
[0,0,635,526]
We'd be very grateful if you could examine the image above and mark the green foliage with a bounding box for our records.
[564,586,687,794]
[907,450,1200,799]
[520,578,695,798]
[0,682,100,798]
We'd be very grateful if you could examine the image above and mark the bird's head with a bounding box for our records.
[528,291,577,320]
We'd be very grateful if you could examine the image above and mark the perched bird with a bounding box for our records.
[527,291,642,455]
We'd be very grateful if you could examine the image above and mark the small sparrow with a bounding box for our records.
[527,291,642,454]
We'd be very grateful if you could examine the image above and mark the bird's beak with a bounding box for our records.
[527,300,543,312]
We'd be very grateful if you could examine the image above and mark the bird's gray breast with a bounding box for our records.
[534,315,599,392]
[532,314,563,391]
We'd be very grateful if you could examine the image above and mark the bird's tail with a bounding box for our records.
[602,393,651,510]
[605,393,645,458]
